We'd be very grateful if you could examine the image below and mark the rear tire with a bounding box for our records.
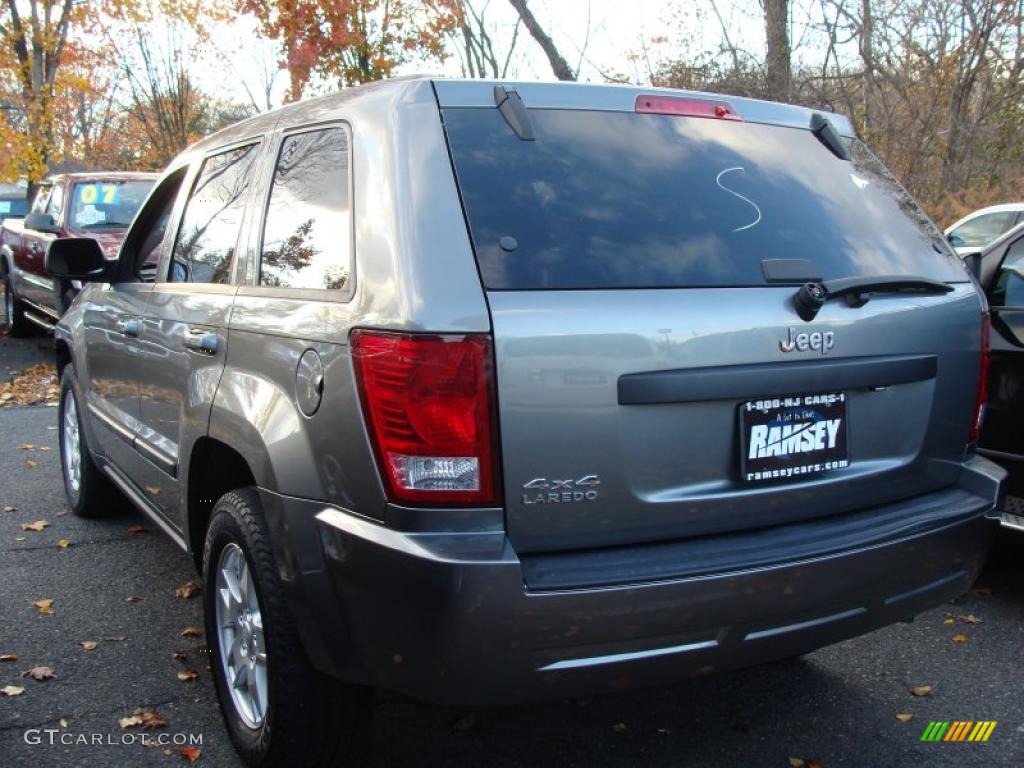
[58,367,120,517]
[203,488,367,767]
[2,266,30,337]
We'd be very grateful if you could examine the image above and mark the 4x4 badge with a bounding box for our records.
[522,475,601,505]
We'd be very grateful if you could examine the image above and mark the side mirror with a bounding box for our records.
[963,251,982,282]
[24,211,60,234]
[45,237,114,282]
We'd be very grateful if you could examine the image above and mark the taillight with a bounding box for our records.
[969,313,990,443]
[635,94,742,120]
[350,330,501,506]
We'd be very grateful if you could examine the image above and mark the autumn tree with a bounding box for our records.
[0,1,83,191]
[238,0,461,100]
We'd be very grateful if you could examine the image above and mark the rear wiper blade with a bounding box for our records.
[794,275,953,321]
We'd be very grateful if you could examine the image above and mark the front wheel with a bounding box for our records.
[2,269,31,337]
[58,367,119,517]
[203,489,367,767]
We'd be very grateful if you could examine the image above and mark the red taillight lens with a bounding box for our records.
[635,94,742,120]
[351,330,501,506]
[970,313,991,443]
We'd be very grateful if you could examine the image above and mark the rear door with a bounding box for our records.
[132,142,261,530]
[440,92,981,554]
[18,183,61,310]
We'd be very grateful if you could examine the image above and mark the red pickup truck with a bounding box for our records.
[1,172,157,335]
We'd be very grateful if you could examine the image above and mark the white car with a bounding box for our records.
[945,203,1024,255]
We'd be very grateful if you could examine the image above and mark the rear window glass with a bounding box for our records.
[442,108,966,290]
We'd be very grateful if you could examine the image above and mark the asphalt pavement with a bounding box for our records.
[0,330,1022,768]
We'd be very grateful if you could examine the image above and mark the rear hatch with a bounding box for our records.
[437,84,981,555]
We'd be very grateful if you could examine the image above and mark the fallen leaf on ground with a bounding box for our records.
[145,486,160,496]
[974,586,992,595]
[20,520,49,531]
[178,746,202,763]
[127,525,146,534]
[1,685,24,696]
[0,364,58,407]
[952,633,967,644]
[176,670,198,682]
[80,641,98,651]
[21,666,56,681]
[32,599,54,615]
[656,727,671,735]
[181,626,202,638]
[125,596,143,603]
[15,536,26,542]
[175,580,202,599]
[611,722,627,733]
[118,708,167,730]
[911,685,934,697]
[0,654,16,662]
[896,713,914,723]
[171,652,188,662]
[60,718,68,727]
[20,444,34,450]
[102,635,126,642]
[789,759,805,768]
[3,505,15,513]
[807,761,823,768]
[959,614,983,624]
[57,539,71,549]
[24,458,37,469]
[56,511,67,517]
[943,616,955,625]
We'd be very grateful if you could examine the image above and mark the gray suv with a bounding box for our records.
[47,78,1004,767]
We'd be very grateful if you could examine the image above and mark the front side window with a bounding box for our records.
[172,144,259,284]
[69,180,153,231]
[46,184,64,218]
[992,237,1024,307]
[30,185,52,214]
[119,170,187,283]
[259,127,351,291]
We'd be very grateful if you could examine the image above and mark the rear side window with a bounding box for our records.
[172,144,259,284]
[949,212,1016,248]
[443,108,966,290]
[259,127,351,291]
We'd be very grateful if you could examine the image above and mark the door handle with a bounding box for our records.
[116,319,140,338]
[29,241,42,253]
[183,328,219,355]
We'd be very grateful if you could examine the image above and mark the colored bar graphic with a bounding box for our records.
[921,720,996,742]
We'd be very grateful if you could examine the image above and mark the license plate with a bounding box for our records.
[739,393,849,483]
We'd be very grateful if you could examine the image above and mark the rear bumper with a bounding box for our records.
[263,456,1003,706]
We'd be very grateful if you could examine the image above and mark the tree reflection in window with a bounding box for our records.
[260,127,351,291]
[172,144,258,284]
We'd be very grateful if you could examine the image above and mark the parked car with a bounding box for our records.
[47,78,1003,767]
[1,172,157,334]
[946,203,1024,256]
[0,194,28,224]
[967,221,1024,528]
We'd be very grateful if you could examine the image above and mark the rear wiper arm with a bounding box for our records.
[794,275,953,321]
